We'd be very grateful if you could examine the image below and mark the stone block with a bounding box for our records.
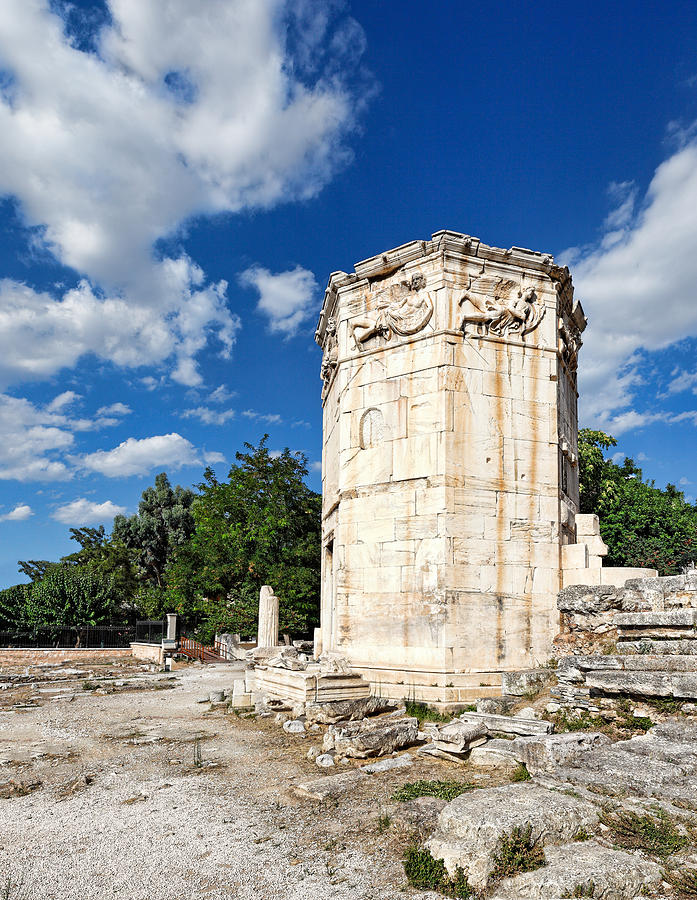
[459,711,552,736]
[426,783,600,888]
[561,543,588,570]
[511,732,611,777]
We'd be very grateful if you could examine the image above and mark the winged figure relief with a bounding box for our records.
[350,273,434,351]
[459,274,544,341]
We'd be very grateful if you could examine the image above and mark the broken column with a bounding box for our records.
[257,584,280,648]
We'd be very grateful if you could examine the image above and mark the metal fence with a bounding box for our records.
[0,624,135,649]
[135,619,166,645]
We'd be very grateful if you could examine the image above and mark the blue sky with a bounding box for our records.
[1,0,697,589]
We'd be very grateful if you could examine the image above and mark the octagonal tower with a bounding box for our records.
[315,230,586,704]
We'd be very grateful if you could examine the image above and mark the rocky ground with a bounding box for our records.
[4,657,697,900]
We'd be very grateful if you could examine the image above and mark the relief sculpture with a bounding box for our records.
[320,316,338,398]
[459,272,544,341]
[350,272,433,351]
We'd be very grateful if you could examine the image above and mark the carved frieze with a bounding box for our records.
[459,272,545,341]
[320,316,338,399]
[350,272,433,351]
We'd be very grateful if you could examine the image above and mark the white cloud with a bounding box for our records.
[46,390,81,412]
[242,409,283,425]
[52,498,126,525]
[667,368,697,396]
[77,433,200,477]
[568,131,697,431]
[0,503,34,522]
[96,402,131,417]
[0,0,365,388]
[208,384,235,404]
[181,406,235,426]
[240,265,318,336]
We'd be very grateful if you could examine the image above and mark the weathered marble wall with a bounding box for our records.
[315,230,587,703]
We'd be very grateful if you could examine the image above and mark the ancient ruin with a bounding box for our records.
[314,230,650,704]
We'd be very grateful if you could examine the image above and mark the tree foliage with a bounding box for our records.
[166,437,321,640]
[578,428,697,574]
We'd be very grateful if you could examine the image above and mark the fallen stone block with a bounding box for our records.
[432,720,487,754]
[476,696,514,715]
[360,752,413,773]
[392,795,447,841]
[293,769,367,800]
[315,753,335,768]
[585,669,697,699]
[426,783,599,889]
[459,711,552,736]
[511,732,611,777]
[489,841,661,899]
[304,695,394,725]
[332,716,419,759]
[468,739,521,770]
[282,719,305,734]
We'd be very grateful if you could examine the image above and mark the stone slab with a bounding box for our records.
[459,711,552,736]
[584,670,697,699]
[426,783,600,889]
[293,769,368,801]
[511,732,611,777]
[490,841,661,900]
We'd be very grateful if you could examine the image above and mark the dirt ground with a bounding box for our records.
[0,656,507,900]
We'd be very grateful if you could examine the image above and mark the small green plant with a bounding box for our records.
[644,696,683,715]
[573,826,591,841]
[489,823,546,881]
[544,657,558,669]
[600,809,687,858]
[462,703,477,712]
[510,763,531,782]
[404,699,451,724]
[561,882,595,898]
[193,737,203,768]
[82,680,98,691]
[377,813,391,833]
[393,780,477,802]
[403,846,474,897]
[665,867,697,895]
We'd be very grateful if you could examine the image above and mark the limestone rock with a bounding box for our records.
[315,753,335,768]
[393,795,447,841]
[489,841,661,900]
[306,746,321,761]
[304,695,394,725]
[511,732,611,777]
[360,752,413,773]
[501,669,554,697]
[468,739,521,770]
[432,720,488,755]
[515,706,537,719]
[426,783,600,889]
[476,696,514,715]
[282,719,305,734]
[459,711,552,736]
[332,716,419,759]
[294,768,366,799]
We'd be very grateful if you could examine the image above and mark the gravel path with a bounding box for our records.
[0,659,447,900]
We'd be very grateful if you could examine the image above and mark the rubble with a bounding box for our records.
[331,716,419,759]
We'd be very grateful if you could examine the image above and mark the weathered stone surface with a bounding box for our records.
[460,711,552,736]
[426,783,600,889]
[294,768,365,799]
[304,695,394,725]
[332,716,419,758]
[476,696,514,715]
[257,585,280,648]
[360,752,413,773]
[282,719,306,734]
[511,732,611,777]
[468,739,521,770]
[501,669,554,697]
[432,720,487,754]
[392,795,447,841]
[315,753,335,769]
[490,841,661,900]
[584,669,697,698]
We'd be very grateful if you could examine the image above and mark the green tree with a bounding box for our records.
[23,564,116,626]
[59,526,140,616]
[112,472,196,613]
[166,437,321,640]
[0,583,30,629]
[578,428,697,574]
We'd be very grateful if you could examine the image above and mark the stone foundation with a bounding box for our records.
[0,647,132,668]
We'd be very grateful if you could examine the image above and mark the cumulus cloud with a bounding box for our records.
[0,504,34,522]
[96,402,132,417]
[52,498,126,525]
[181,406,235,426]
[242,409,283,425]
[208,384,235,404]
[0,0,367,387]
[77,433,200,477]
[240,265,318,336]
[566,131,697,433]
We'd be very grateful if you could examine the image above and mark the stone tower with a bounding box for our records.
[315,230,586,704]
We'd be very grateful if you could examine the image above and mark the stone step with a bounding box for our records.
[459,711,552,736]
[616,609,697,629]
[584,669,697,699]
[617,639,697,655]
[559,654,697,673]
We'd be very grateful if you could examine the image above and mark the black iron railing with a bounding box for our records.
[134,619,166,645]
[0,624,135,649]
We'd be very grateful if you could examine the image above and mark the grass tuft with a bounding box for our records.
[665,866,697,895]
[510,763,531,782]
[403,846,474,897]
[404,699,451,724]
[393,780,477,803]
[600,808,687,858]
[490,823,546,881]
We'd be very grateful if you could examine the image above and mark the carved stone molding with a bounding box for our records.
[459,272,545,341]
[350,272,433,351]
[320,316,338,399]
